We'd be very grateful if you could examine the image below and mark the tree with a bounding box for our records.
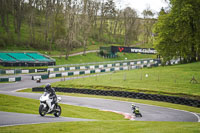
[154,0,200,63]
[87,0,100,41]
[13,0,25,41]
[142,6,156,46]
[99,0,105,40]
[80,0,90,55]
[0,0,12,33]
[0,0,151,55]
[154,10,177,63]
[27,0,37,47]
[43,0,52,50]
[123,7,138,46]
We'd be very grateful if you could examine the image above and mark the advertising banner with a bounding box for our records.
[111,46,157,54]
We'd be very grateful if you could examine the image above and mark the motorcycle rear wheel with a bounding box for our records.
[54,105,61,117]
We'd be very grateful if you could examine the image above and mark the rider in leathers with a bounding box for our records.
[45,83,57,110]
[131,104,136,113]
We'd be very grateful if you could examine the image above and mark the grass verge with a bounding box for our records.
[0,121,200,133]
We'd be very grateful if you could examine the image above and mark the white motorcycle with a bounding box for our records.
[39,92,62,117]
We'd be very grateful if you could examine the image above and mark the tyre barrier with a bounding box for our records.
[0,77,21,82]
[32,87,200,108]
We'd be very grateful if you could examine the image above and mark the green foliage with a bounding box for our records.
[0,0,155,52]
[154,0,200,62]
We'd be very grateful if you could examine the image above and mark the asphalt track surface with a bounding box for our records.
[0,73,200,127]
[0,111,94,127]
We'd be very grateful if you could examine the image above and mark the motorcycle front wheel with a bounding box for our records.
[54,105,61,117]
[39,105,47,116]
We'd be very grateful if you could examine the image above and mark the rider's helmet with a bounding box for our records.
[132,104,135,107]
[45,83,51,91]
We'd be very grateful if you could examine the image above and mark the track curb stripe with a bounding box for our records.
[101,109,135,120]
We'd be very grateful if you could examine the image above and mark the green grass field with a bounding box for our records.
[52,62,200,99]
[1,121,200,133]
[55,52,156,65]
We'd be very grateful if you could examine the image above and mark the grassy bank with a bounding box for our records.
[51,62,200,99]
[55,52,156,65]
[0,94,124,120]
[1,121,200,133]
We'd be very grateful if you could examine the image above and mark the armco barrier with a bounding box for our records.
[1,58,181,75]
[32,87,200,108]
[1,58,161,75]
[32,64,151,80]
[0,77,21,82]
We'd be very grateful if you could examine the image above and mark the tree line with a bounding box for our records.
[0,0,155,59]
[154,0,200,63]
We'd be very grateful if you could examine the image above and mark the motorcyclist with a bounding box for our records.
[44,83,57,110]
[131,104,136,113]
[131,104,142,117]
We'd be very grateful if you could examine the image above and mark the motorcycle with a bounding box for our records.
[36,78,41,83]
[132,106,142,117]
[39,92,62,117]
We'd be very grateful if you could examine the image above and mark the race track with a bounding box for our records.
[0,73,199,127]
[0,111,94,127]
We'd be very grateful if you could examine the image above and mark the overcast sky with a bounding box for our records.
[114,0,169,17]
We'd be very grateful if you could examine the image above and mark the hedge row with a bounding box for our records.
[32,87,200,108]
